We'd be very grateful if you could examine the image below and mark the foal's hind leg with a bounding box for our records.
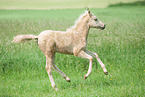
[52,64,71,82]
[50,54,70,82]
[77,50,93,79]
[86,50,108,75]
[45,55,58,91]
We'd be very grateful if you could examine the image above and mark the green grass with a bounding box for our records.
[0,6,145,97]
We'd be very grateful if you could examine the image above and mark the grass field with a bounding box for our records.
[0,1,145,97]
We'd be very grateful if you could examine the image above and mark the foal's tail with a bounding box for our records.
[12,34,38,43]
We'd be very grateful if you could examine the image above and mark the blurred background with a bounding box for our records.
[0,0,144,9]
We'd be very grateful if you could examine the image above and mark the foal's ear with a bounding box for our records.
[88,10,91,14]
[86,8,91,16]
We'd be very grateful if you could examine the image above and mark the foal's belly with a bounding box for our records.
[55,46,74,55]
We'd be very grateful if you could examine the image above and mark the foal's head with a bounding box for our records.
[87,9,106,30]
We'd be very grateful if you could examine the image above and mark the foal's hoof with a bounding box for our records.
[66,77,71,82]
[84,75,88,79]
[104,72,108,75]
[66,79,71,82]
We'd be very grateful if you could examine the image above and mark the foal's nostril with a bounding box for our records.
[104,24,106,28]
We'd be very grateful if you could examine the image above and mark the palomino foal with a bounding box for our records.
[12,9,108,91]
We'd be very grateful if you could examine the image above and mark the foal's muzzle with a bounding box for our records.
[101,24,106,30]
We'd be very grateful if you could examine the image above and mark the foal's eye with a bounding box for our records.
[94,19,98,21]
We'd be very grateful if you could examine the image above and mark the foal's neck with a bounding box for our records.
[75,18,90,39]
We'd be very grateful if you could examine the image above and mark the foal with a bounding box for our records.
[12,9,108,91]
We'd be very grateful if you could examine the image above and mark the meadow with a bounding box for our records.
[0,1,145,97]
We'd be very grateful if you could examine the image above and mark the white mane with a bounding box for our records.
[66,10,89,32]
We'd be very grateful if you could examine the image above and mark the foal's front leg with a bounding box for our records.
[77,50,93,79]
[85,50,108,75]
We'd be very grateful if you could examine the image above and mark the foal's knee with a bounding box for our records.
[94,53,98,58]
[89,56,93,61]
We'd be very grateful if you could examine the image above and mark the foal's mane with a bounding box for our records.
[66,10,89,32]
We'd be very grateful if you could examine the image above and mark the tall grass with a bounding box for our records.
[0,6,145,96]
